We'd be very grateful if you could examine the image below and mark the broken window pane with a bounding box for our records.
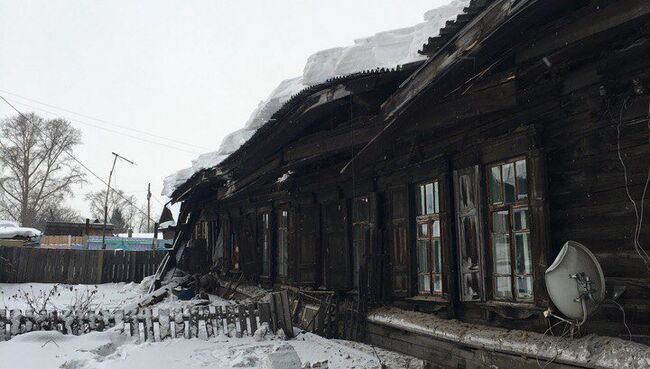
[515,233,532,274]
[513,208,528,230]
[417,184,426,216]
[425,182,435,214]
[492,234,511,275]
[489,166,503,204]
[433,275,443,293]
[459,174,475,210]
[492,210,509,234]
[433,239,442,273]
[417,223,429,238]
[432,220,440,237]
[516,276,533,300]
[502,163,516,203]
[495,276,512,299]
[461,272,480,300]
[460,216,479,270]
[417,240,429,274]
[516,160,528,200]
[418,275,431,294]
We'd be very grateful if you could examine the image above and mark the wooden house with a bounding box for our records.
[163,0,650,366]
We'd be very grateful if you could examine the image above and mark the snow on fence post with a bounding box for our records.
[10,310,21,336]
[159,309,170,340]
[0,309,6,341]
[144,308,155,341]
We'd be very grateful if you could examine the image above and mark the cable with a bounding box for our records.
[3,97,200,155]
[0,96,157,224]
[606,298,632,341]
[614,96,650,271]
[0,88,211,151]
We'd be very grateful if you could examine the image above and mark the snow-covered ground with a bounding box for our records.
[0,281,423,369]
[1,282,145,311]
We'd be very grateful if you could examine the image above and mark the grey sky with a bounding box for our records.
[0,0,449,219]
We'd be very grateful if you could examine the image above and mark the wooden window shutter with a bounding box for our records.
[366,192,381,304]
[322,200,351,290]
[297,203,321,286]
[240,212,258,278]
[528,149,551,307]
[389,186,410,297]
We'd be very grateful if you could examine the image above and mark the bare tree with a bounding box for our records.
[33,203,82,230]
[85,188,141,231]
[0,113,85,226]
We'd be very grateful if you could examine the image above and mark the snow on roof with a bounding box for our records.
[117,233,156,238]
[162,0,469,197]
[0,224,42,239]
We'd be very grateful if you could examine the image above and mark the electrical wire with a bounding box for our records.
[614,96,650,271]
[3,97,200,155]
[605,298,632,341]
[0,95,157,223]
[0,88,211,151]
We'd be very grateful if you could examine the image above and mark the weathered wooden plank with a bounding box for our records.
[517,0,650,63]
[259,302,272,332]
[284,120,383,162]
[237,305,247,336]
[248,303,257,334]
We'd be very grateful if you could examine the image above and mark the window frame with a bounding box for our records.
[414,180,444,297]
[486,156,533,303]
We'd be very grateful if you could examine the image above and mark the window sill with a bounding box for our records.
[405,295,449,304]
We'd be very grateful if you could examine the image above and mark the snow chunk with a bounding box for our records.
[0,223,41,238]
[162,1,469,196]
[261,343,301,369]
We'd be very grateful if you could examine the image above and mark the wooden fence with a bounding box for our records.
[0,245,166,284]
[0,291,294,342]
[40,235,86,248]
[0,303,274,342]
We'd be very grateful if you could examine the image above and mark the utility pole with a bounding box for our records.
[147,183,151,233]
[102,152,136,249]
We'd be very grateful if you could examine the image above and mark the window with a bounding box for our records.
[487,158,532,301]
[453,166,484,302]
[276,210,289,279]
[415,181,443,295]
[260,212,271,277]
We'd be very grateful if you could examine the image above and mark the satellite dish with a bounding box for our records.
[545,241,605,322]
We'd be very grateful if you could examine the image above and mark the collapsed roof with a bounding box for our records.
[162,0,471,197]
